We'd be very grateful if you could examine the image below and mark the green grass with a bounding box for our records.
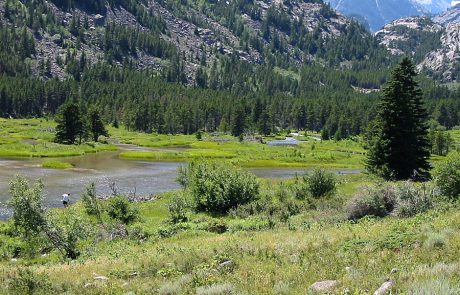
[120,139,365,168]
[41,160,74,169]
[1,158,459,294]
[0,118,116,158]
[1,119,449,170]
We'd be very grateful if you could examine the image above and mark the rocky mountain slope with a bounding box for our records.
[376,5,460,81]
[325,0,452,32]
[0,0,380,85]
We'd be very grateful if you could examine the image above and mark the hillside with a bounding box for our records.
[0,0,404,139]
[376,5,460,82]
[2,0,460,137]
[325,0,452,32]
[0,0,385,84]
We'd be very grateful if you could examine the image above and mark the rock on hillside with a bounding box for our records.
[376,5,460,81]
[418,22,460,81]
[0,0,369,83]
[325,0,427,32]
[434,3,460,24]
[375,17,443,55]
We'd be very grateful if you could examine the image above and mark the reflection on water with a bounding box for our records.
[0,150,361,219]
[0,152,182,218]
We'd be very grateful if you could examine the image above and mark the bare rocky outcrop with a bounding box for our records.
[376,6,460,82]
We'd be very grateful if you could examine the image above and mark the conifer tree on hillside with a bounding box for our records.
[55,102,85,144]
[89,108,108,142]
[366,57,431,180]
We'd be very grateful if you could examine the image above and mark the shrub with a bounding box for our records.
[303,169,336,198]
[187,161,259,214]
[8,176,46,239]
[424,232,448,250]
[393,182,434,217]
[167,193,190,223]
[176,165,189,188]
[107,196,138,224]
[196,283,235,295]
[46,209,90,259]
[409,279,460,295]
[346,185,396,220]
[230,198,306,222]
[347,182,435,220]
[8,176,86,259]
[433,151,460,199]
[7,269,53,294]
[81,182,104,223]
[206,220,228,234]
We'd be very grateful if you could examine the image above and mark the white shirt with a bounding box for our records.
[62,194,70,202]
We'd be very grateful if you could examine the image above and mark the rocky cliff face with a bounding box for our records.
[418,22,460,80]
[325,0,426,31]
[376,5,460,81]
[433,3,460,24]
[326,0,452,32]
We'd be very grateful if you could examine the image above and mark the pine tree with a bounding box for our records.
[55,102,85,144]
[366,58,431,180]
[231,107,246,137]
[89,108,109,142]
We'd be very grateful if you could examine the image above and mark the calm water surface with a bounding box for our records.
[0,149,361,218]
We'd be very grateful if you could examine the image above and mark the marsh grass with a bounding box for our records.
[0,119,116,158]
[41,160,74,169]
[1,119,459,294]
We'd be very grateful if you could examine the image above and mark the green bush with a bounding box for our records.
[107,196,138,224]
[81,182,104,223]
[230,198,306,222]
[393,182,434,217]
[167,193,190,223]
[303,169,336,198]
[8,176,86,259]
[8,176,46,239]
[346,185,396,220]
[347,182,435,220]
[187,162,259,214]
[433,151,460,199]
[7,269,54,295]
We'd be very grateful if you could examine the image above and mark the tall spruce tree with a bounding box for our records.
[366,58,431,180]
[89,108,108,142]
[55,102,85,144]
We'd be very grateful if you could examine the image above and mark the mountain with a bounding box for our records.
[0,0,384,84]
[434,2,460,23]
[413,0,452,13]
[325,0,451,31]
[376,5,460,81]
[0,0,398,138]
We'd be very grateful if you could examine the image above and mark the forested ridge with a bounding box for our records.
[1,0,460,138]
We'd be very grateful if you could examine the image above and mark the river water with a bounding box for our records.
[0,149,361,218]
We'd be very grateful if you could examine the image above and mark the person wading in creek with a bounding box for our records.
[62,193,70,208]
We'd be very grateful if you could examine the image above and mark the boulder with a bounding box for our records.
[374,280,394,295]
[218,260,234,269]
[309,280,339,292]
[390,268,399,274]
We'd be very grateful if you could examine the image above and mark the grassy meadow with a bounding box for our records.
[0,118,460,294]
[0,174,459,294]
[0,118,116,158]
